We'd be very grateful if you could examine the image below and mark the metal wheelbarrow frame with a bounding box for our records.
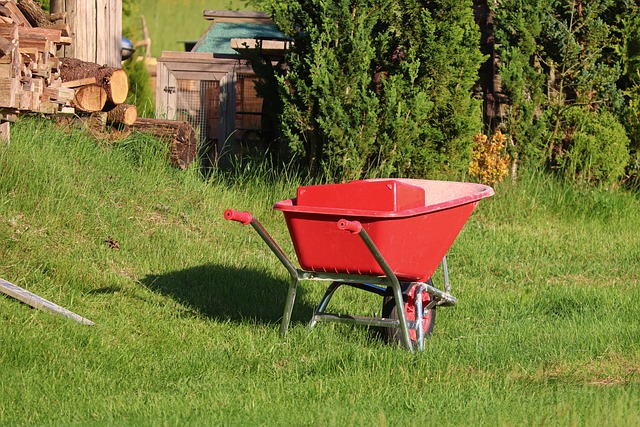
[224,179,493,352]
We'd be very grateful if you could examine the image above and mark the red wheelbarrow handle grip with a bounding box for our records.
[337,219,362,234]
[224,209,253,225]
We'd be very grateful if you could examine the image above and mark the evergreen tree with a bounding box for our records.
[259,0,484,181]
[492,0,633,184]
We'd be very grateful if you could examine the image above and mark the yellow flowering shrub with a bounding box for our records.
[468,129,511,185]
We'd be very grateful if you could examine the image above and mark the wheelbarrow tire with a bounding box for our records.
[381,280,436,348]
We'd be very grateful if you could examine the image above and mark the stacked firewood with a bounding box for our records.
[0,0,133,121]
[0,0,197,169]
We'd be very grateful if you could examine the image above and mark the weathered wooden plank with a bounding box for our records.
[0,107,18,121]
[230,38,289,53]
[202,10,271,23]
[107,0,121,65]
[0,76,20,108]
[0,22,18,41]
[18,26,63,43]
[0,277,94,325]
[2,1,31,27]
[160,61,238,73]
[169,70,228,81]
[158,51,216,62]
[44,22,71,38]
[0,34,13,56]
[61,0,121,67]
[155,60,169,117]
[218,70,236,160]
[60,76,96,88]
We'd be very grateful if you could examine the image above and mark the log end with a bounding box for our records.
[110,69,129,105]
[73,85,107,113]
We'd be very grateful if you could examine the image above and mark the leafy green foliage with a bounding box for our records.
[259,0,484,181]
[492,0,637,185]
[617,9,640,186]
[546,107,629,185]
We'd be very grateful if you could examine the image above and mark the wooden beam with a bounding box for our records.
[230,38,290,54]
[203,10,271,23]
[0,277,94,325]
[61,76,97,88]
[0,108,19,122]
[0,120,9,143]
[158,51,217,62]
[169,70,229,81]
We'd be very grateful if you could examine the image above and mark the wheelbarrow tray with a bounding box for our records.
[274,179,494,282]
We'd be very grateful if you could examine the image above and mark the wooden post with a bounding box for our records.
[134,15,151,58]
[0,277,94,325]
[50,0,63,14]
[218,70,236,163]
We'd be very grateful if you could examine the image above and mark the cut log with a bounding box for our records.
[129,117,197,169]
[59,57,128,109]
[16,0,64,27]
[106,103,137,126]
[72,84,106,112]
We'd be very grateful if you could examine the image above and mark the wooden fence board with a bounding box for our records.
[61,0,121,67]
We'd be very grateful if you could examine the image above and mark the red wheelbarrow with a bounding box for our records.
[224,179,493,351]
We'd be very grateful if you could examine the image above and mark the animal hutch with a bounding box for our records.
[155,10,290,167]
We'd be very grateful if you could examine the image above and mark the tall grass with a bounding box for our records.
[0,119,639,426]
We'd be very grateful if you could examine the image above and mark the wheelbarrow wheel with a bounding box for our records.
[381,280,436,347]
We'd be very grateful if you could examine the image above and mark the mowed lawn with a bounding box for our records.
[0,119,639,426]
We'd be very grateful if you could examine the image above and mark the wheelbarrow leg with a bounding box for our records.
[415,284,425,351]
[309,281,341,329]
[388,277,413,351]
[280,275,299,336]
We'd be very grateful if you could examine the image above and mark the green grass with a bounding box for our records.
[1,118,639,426]
[124,0,252,57]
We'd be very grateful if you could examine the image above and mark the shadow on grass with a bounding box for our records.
[140,264,315,326]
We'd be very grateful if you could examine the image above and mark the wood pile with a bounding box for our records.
[0,0,131,118]
[0,0,72,116]
[0,0,197,169]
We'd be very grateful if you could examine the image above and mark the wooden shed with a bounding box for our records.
[155,10,290,168]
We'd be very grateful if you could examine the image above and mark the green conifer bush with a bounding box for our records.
[258,0,484,181]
